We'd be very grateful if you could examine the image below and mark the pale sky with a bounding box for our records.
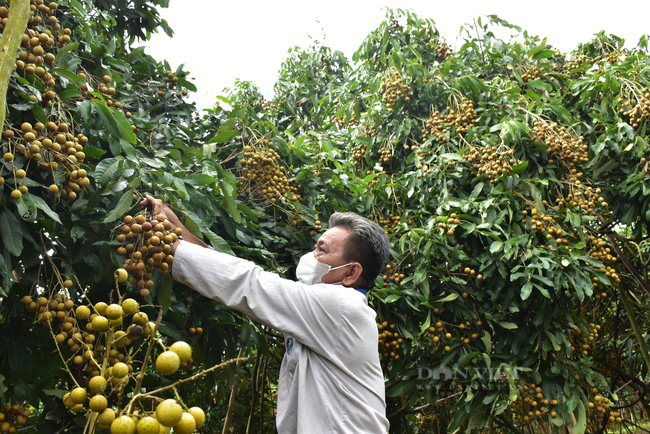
[142,1,650,111]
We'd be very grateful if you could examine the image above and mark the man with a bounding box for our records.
[141,196,391,433]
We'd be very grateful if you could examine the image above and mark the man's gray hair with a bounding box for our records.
[329,212,391,289]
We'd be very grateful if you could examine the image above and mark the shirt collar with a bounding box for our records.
[354,288,367,296]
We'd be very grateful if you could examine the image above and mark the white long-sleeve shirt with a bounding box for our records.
[172,241,389,433]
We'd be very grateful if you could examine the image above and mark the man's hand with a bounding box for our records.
[140,195,208,253]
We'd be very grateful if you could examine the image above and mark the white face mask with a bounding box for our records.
[296,251,352,285]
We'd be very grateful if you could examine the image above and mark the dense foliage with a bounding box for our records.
[1,1,650,433]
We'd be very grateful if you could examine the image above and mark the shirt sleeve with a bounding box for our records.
[172,241,342,356]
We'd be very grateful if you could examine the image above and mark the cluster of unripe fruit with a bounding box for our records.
[381,263,405,286]
[0,404,31,433]
[509,383,559,424]
[530,119,589,166]
[115,212,181,297]
[350,141,367,167]
[619,89,650,129]
[432,40,452,61]
[511,65,545,83]
[555,178,607,215]
[380,68,411,111]
[253,96,277,110]
[156,70,188,99]
[426,316,481,354]
[438,212,460,236]
[240,140,300,204]
[332,113,359,129]
[1,120,89,201]
[585,388,623,431]
[523,208,563,243]
[377,321,402,362]
[570,323,600,357]
[462,145,521,182]
[422,96,476,142]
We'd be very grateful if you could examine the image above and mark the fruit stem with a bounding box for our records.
[127,308,163,414]
[125,356,248,408]
[47,322,81,389]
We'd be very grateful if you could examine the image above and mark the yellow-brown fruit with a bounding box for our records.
[169,341,192,364]
[105,303,123,320]
[91,316,109,332]
[110,415,136,434]
[11,190,22,200]
[122,298,139,315]
[136,417,160,434]
[187,407,205,428]
[156,399,183,427]
[97,408,116,426]
[173,412,196,434]
[76,305,91,320]
[112,362,128,379]
[70,387,87,405]
[89,376,107,395]
[48,184,59,194]
[89,394,107,412]
[156,351,180,376]
[102,75,111,83]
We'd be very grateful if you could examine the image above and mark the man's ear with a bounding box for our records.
[342,262,363,287]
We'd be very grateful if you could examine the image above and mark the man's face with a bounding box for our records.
[313,226,352,284]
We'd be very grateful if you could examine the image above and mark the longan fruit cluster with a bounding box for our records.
[585,389,622,431]
[378,147,393,163]
[1,121,88,201]
[0,404,31,433]
[377,213,401,231]
[240,140,300,204]
[526,208,567,246]
[619,89,650,129]
[332,114,359,129]
[380,68,411,111]
[433,40,452,61]
[116,212,180,296]
[438,212,461,236]
[381,263,405,286]
[462,145,521,182]
[253,96,277,110]
[422,97,476,141]
[350,142,367,167]
[570,324,599,357]
[377,321,402,362]
[511,65,545,83]
[531,120,589,165]
[555,180,607,215]
[510,383,555,424]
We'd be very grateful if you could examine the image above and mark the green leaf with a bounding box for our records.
[219,180,241,223]
[386,378,417,398]
[58,89,83,100]
[498,321,518,329]
[53,42,80,64]
[103,190,133,223]
[31,104,49,124]
[511,161,528,174]
[490,241,503,253]
[578,256,604,268]
[94,157,121,185]
[112,110,137,144]
[30,195,62,224]
[436,293,458,303]
[526,80,552,92]
[532,49,555,59]
[82,146,107,158]
[520,282,533,300]
[574,402,587,434]
[0,210,23,256]
[54,66,85,84]
[209,130,239,144]
[93,101,122,140]
[159,273,173,314]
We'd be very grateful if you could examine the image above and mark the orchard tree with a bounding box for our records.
[2,2,650,434]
